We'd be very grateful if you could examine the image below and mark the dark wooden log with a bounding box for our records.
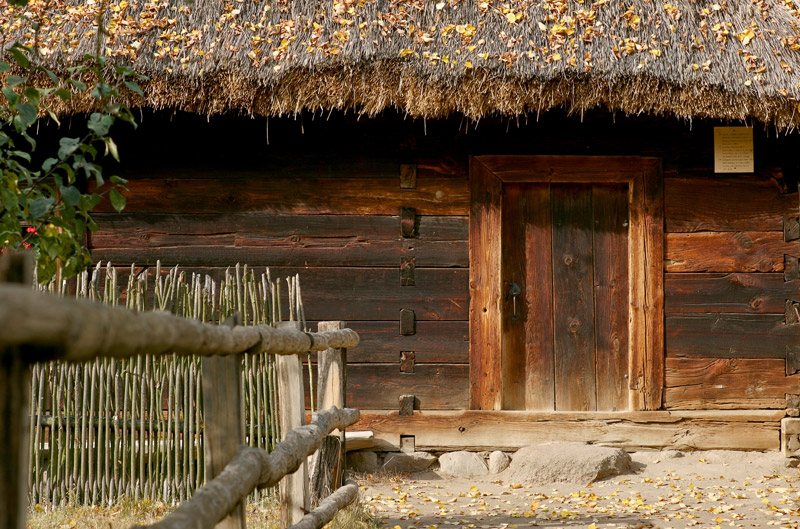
[665,232,800,272]
[551,184,596,411]
[0,253,33,529]
[90,213,468,268]
[201,314,245,529]
[344,364,468,410]
[664,357,800,410]
[593,184,629,412]
[665,273,799,313]
[664,177,797,232]
[322,321,467,364]
[93,177,468,215]
[666,314,800,358]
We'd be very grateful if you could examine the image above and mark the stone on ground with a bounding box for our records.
[347,451,379,473]
[382,451,437,473]
[488,450,510,474]
[503,443,632,484]
[438,451,489,477]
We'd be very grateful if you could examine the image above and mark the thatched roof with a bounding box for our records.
[3,0,800,127]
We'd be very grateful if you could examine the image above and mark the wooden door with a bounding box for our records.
[501,183,629,411]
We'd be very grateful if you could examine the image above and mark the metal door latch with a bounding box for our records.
[507,282,521,321]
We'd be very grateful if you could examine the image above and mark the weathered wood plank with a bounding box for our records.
[665,232,800,272]
[353,410,783,451]
[201,314,245,529]
[344,364,469,410]
[665,273,799,313]
[665,177,797,232]
[90,214,468,267]
[666,314,800,358]
[642,161,665,410]
[327,321,467,364]
[477,155,651,182]
[501,184,528,410]
[522,185,556,411]
[93,178,469,215]
[552,184,596,411]
[593,184,629,412]
[469,159,503,410]
[277,322,309,529]
[664,357,800,410]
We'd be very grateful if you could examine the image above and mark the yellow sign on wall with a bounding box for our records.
[714,127,754,173]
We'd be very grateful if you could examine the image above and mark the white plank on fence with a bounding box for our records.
[202,314,246,529]
[277,321,309,529]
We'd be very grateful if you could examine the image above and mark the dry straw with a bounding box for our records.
[28,261,309,506]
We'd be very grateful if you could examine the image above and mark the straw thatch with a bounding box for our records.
[2,0,800,126]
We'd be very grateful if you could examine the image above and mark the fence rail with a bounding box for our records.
[0,253,361,529]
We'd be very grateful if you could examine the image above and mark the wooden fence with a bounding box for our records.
[29,261,305,505]
[0,253,361,529]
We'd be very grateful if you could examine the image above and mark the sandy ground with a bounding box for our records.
[359,450,800,529]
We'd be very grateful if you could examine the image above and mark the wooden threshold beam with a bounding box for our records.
[354,410,783,452]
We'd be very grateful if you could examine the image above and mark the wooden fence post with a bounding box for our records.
[202,313,246,529]
[0,252,33,529]
[309,321,347,504]
[277,321,309,529]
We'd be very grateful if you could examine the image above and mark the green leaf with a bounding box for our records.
[23,87,41,107]
[87,112,112,136]
[6,75,25,87]
[2,86,19,105]
[109,175,128,184]
[59,185,80,207]
[42,158,58,172]
[123,80,144,97]
[108,189,126,212]
[54,88,71,101]
[17,102,36,127]
[57,137,80,160]
[0,62,10,73]
[68,79,87,91]
[9,0,30,7]
[30,196,55,219]
[8,47,30,68]
[1,187,19,211]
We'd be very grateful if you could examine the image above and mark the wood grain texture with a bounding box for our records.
[593,184,629,412]
[665,177,797,232]
[500,184,528,410]
[665,273,799,313]
[469,159,503,410]
[551,184,596,411]
[277,322,309,528]
[353,409,783,451]
[666,314,800,358]
[664,357,800,410]
[477,156,652,182]
[201,318,245,529]
[91,214,468,268]
[330,321,467,364]
[642,161,665,410]
[522,185,556,411]
[665,232,800,272]
[344,364,469,410]
[93,178,469,215]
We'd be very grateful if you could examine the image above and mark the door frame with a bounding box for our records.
[469,155,664,411]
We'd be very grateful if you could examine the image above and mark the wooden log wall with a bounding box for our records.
[89,110,800,413]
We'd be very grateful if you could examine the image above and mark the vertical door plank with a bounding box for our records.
[523,185,555,410]
[593,184,630,411]
[643,161,665,410]
[501,185,528,410]
[551,184,597,411]
[469,159,504,410]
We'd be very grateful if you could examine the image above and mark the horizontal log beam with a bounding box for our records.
[0,285,358,363]
[133,407,360,529]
